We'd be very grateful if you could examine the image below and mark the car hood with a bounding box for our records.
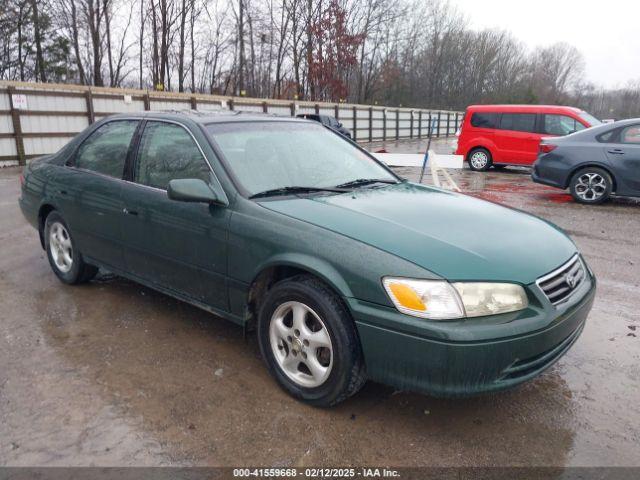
[258,182,576,284]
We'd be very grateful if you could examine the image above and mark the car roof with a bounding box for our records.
[466,104,583,114]
[106,110,313,125]
[606,117,640,127]
[585,117,640,133]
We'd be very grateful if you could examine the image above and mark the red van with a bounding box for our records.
[455,105,601,171]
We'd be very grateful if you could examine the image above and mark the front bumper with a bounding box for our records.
[348,275,595,397]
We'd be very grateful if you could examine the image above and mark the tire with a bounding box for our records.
[468,148,492,171]
[257,274,366,407]
[569,167,613,204]
[44,211,98,284]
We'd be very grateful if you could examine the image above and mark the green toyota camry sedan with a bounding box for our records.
[19,111,596,406]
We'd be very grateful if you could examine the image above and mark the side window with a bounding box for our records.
[470,112,498,129]
[74,120,138,178]
[499,113,536,133]
[134,122,211,190]
[620,125,640,144]
[543,114,584,136]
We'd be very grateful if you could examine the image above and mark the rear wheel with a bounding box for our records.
[569,167,612,204]
[44,212,98,284]
[257,275,366,407]
[468,148,492,171]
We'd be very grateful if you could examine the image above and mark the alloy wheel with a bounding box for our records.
[575,173,607,201]
[49,222,73,273]
[269,301,333,388]
[470,151,489,169]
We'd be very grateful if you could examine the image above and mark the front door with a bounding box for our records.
[604,124,640,195]
[119,120,230,310]
[540,113,587,138]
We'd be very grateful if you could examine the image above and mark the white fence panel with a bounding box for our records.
[21,115,88,134]
[150,99,192,111]
[0,115,13,134]
[197,101,225,112]
[267,105,292,116]
[234,103,264,113]
[297,105,315,115]
[0,81,461,165]
[24,137,71,156]
[0,93,11,110]
[0,138,17,156]
[94,97,145,113]
[23,93,85,112]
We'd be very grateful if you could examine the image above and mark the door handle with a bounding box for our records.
[122,208,139,216]
[607,149,625,155]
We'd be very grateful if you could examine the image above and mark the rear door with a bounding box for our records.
[604,124,640,195]
[62,119,139,269]
[119,120,230,310]
[493,112,539,164]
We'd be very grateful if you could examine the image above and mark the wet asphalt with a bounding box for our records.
[0,141,639,467]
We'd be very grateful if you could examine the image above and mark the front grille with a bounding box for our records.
[537,254,586,306]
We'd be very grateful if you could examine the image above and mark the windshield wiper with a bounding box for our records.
[335,178,399,189]
[249,186,348,199]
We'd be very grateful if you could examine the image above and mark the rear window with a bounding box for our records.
[470,112,498,128]
[499,113,536,133]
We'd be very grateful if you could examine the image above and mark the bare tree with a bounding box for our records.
[4,0,639,118]
[30,0,47,81]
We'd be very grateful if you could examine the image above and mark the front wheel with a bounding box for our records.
[44,211,98,284]
[468,148,492,171]
[257,275,366,407]
[569,167,613,204]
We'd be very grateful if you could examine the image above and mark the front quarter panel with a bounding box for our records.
[226,197,437,318]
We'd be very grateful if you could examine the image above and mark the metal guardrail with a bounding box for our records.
[0,81,463,166]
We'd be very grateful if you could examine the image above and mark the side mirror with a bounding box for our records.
[167,178,222,204]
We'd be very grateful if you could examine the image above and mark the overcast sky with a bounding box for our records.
[449,0,639,88]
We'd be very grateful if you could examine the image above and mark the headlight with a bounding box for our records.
[382,277,528,320]
[452,282,528,318]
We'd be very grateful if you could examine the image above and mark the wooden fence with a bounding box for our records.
[0,81,463,167]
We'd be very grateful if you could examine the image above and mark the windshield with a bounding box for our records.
[579,111,602,127]
[206,121,397,196]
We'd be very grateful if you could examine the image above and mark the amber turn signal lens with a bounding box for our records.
[387,282,427,311]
